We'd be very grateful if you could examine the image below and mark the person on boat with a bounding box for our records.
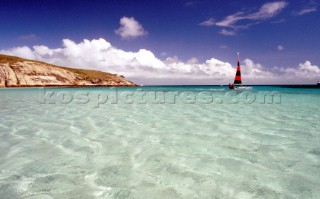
[228,83,235,90]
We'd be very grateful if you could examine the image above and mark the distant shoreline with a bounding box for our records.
[1,84,319,89]
[138,85,320,88]
[0,84,138,89]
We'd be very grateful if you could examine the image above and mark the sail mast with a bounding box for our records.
[234,52,242,85]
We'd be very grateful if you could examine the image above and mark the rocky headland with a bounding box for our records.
[0,54,136,87]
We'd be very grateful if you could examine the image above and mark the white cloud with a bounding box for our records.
[249,1,288,20]
[277,45,284,51]
[215,12,244,28]
[242,59,273,78]
[295,7,317,16]
[1,46,36,60]
[115,17,148,39]
[216,1,287,27]
[271,18,286,24]
[219,29,237,36]
[299,61,320,73]
[274,61,320,83]
[187,57,199,64]
[199,18,215,27]
[0,38,319,85]
[201,1,288,36]
[242,59,320,84]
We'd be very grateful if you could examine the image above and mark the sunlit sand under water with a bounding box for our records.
[0,86,319,199]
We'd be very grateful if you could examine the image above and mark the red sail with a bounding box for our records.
[234,55,242,84]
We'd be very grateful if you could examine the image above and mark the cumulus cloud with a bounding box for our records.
[187,57,199,64]
[0,38,319,85]
[115,17,148,39]
[298,61,320,73]
[242,59,273,78]
[241,59,320,84]
[1,46,36,60]
[274,61,320,83]
[0,38,234,84]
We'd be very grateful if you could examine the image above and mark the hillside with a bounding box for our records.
[0,54,136,87]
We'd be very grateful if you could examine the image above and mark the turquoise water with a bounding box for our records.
[0,86,319,199]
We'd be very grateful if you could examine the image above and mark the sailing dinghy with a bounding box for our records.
[228,52,251,90]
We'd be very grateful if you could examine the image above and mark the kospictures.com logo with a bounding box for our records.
[39,88,281,108]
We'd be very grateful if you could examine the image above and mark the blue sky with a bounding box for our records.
[0,0,319,84]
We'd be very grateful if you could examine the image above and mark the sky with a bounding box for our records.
[0,0,319,85]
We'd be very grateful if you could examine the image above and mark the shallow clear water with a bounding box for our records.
[0,86,319,199]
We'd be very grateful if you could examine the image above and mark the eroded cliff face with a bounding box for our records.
[0,55,136,87]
